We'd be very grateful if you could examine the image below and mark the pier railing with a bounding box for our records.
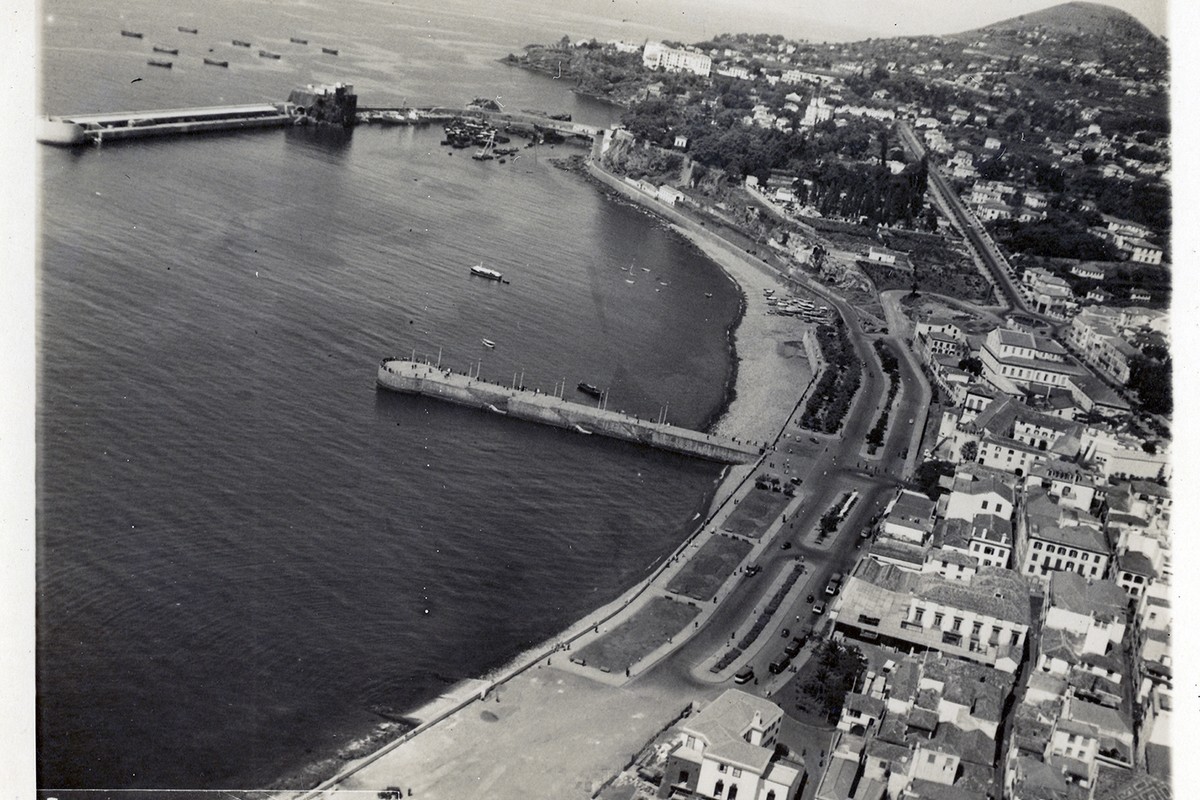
[377,358,763,464]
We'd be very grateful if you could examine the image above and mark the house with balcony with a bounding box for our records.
[659,690,806,800]
[979,328,1084,396]
[1016,489,1111,583]
[831,558,1030,672]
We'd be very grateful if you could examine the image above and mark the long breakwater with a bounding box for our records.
[377,358,762,464]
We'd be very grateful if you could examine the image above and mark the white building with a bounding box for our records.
[642,41,712,77]
[659,690,805,800]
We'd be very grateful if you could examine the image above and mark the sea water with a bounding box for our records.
[38,0,744,793]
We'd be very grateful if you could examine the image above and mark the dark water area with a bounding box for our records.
[38,0,744,795]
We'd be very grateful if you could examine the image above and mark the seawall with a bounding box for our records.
[377,359,762,464]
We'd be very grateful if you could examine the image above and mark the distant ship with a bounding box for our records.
[178,26,199,34]
[290,37,308,44]
[482,339,496,348]
[203,57,229,67]
[322,47,339,55]
[121,30,143,38]
[232,39,251,47]
[577,382,602,398]
[153,46,179,55]
[259,50,281,59]
[147,59,173,68]
[470,264,503,281]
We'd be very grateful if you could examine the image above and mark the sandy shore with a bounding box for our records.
[281,168,820,800]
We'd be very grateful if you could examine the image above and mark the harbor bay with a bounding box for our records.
[37,3,749,794]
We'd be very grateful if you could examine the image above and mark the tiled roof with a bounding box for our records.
[844,692,885,718]
[1048,571,1127,620]
[1029,521,1109,553]
[1117,550,1156,578]
[1068,697,1130,737]
[680,689,783,773]
[915,567,1031,624]
[928,546,978,568]
[970,513,1012,544]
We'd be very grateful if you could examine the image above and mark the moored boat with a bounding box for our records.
[290,36,308,44]
[203,57,229,67]
[469,264,503,281]
[147,59,173,68]
[577,382,602,398]
[482,339,496,348]
[233,39,251,47]
[153,46,179,54]
[321,47,339,55]
[259,49,281,59]
[178,26,198,33]
[121,30,143,38]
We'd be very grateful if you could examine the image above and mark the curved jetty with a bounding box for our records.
[377,358,762,464]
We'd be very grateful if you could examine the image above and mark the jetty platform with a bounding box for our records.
[377,358,762,464]
[38,103,292,145]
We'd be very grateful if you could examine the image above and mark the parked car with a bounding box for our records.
[780,540,792,550]
[780,627,791,639]
[825,573,844,595]
[769,655,792,674]
[806,593,815,604]
[733,665,755,684]
[784,639,802,657]
[812,602,826,615]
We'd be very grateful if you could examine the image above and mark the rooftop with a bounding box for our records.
[1048,571,1128,621]
[679,689,784,773]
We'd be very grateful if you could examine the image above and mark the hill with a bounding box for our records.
[961,1,1159,42]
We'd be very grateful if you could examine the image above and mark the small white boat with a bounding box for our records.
[573,424,593,435]
[624,279,635,285]
[470,263,503,281]
[481,338,495,348]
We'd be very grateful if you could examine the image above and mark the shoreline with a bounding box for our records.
[275,152,814,800]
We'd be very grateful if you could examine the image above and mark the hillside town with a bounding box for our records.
[500,4,1172,800]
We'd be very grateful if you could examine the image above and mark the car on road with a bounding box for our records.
[733,665,755,684]
[769,655,792,674]
[812,602,825,615]
[780,540,792,550]
[784,639,803,657]
[780,627,790,639]
[825,573,844,595]
[806,593,815,604]
[744,564,761,577]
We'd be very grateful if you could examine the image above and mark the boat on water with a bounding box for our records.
[322,47,339,55]
[203,57,229,67]
[482,339,496,348]
[121,30,143,38]
[259,49,281,59]
[704,292,713,298]
[290,36,308,44]
[573,424,593,434]
[485,403,506,414]
[178,26,198,33]
[470,264,503,281]
[153,46,179,54]
[472,132,496,161]
[232,39,251,47]
[147,59,173,68]
[577,382,602,398]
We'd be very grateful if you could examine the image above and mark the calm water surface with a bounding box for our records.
[38,0,743,794]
